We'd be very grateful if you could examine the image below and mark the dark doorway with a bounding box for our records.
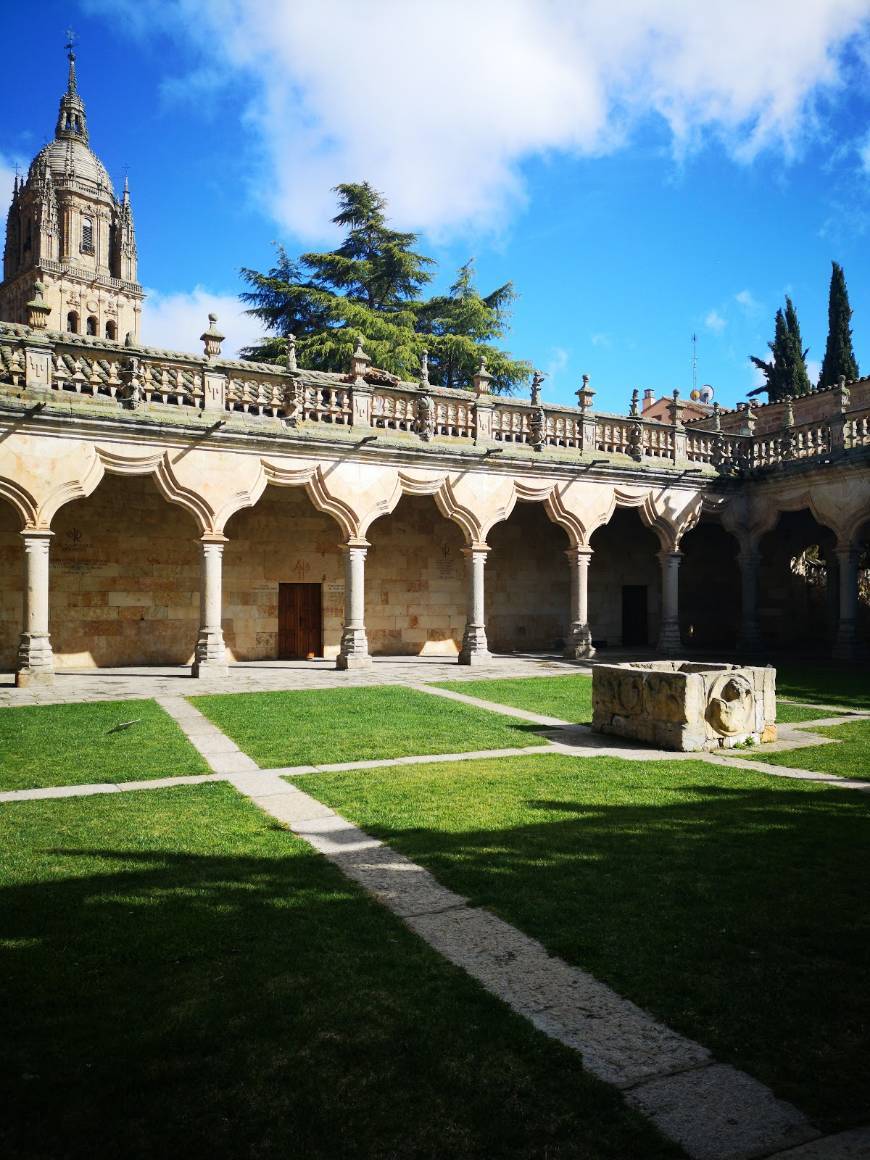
[278,583,322,658]
[622,585,648,646]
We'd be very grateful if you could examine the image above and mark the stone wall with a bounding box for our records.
[0,500,22,668]
[679,521,741,648]
[50,474,200,667]
[758,511,836,650]
[488,503,570,652]
[589,510,662,647]
[367,496,466,656]
[224,486,345,661]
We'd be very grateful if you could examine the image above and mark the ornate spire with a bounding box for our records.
[55,35,89,144]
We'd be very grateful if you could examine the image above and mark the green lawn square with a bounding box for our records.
[435,674,593,723]
[191,685,545,768]
[0,783,675,1160]
[0,699,209,791]
[753,718,870,780]
[298,751,870,1129]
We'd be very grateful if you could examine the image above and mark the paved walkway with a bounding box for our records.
[0,652,594,707]
[3,683,868,1156]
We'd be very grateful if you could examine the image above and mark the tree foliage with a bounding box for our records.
[239,183,531,393]
[818,261,859,389]
[750,296,811,401]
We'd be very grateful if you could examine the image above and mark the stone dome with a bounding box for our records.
[29,137,114,196]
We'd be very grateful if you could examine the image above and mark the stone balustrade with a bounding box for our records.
[2,320,869,476]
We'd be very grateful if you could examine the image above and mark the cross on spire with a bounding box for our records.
[65,29,78,93]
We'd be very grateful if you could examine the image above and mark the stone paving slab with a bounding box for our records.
[626,1065,819,1160]
[768,1126,870,1158]
[410,682,571,726]
[0,781,122,802]
[155,696,259,772]
[269,745,556,779]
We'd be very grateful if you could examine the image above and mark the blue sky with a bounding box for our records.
[2,0,869,413]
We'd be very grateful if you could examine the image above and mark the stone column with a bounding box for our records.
[736,549,762,653]
[458,544,491,665]
[657,549,683,655]
[16,530,54,687]
[833,545,860,661]
[192,535,228,677]
[564,547,595,658]
[337,540,372,670]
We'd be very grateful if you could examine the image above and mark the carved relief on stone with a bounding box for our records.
[415,393,435,442]
[705,674,753,736]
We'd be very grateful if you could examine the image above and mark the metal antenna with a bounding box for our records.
[692,332,698,396]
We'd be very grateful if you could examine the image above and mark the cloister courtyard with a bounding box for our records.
[2,652,868,1160]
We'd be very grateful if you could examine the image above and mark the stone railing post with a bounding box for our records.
[473,356,494,443]
[458,543,491,665]
[829,375,851,452]
[833,544,860,660]
[23,334,53,392]
[576,374,597,453]
[564,546,595,658]
[192,534,228,677]
[667,390,686,462]
[349,336,374,428]
[337,539,372,670]
[736,548,762,653]
[657,548,683,655]
[16,529,54,687]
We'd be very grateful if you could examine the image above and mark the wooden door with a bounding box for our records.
[278,583,322,659]
[621,585,648,646]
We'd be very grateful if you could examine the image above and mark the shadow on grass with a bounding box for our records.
[331,770,870,1132]
[0,817,674,1160]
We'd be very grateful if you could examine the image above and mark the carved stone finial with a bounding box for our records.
[835,372,850,413]
[200,313,225,360]
[472,354,493,396]
[668,388,684,428]
[629,388,640,417]
[419,348,430,388]
[350,335,372,382]
[530,369,545,406]
[285,333,298,372]
[26,281,52,330]
[576,373,595,411]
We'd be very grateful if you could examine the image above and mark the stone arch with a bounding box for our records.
[366,492,467,656]
[589,507,662,649]
[0,496,23,670]
[678,516,741,649]
[222,482,347,662]
[487,498,571,653]
[757,507,838,652]
[49,472,202,668]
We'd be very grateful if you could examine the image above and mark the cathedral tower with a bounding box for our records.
[0,43,144,341]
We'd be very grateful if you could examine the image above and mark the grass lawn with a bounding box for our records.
[299,753,870,1130]
[0,700,209,791]
[0,784,676,1160]
[191,685,545,768]
[435,674,593,723]
[775,665,870,711]
[753,719,870,780]
[435,674,827,727]
[775,701,840,724]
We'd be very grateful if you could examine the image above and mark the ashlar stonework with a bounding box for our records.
[592,661,777,752]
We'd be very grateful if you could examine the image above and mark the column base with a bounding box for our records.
[458,624,490,665]
[336,627,372,670]
[16,632,54,687]
[191,660,229,678]
[833,621,857,662]
[193,631,227,677]
[564,624,595,659]
[657,622,683,656]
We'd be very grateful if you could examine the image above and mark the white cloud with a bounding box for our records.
[590,332,613,348]
[705,309,727,333]
[544,345,569,385]
[860,132,870,173]
[89,0,870,237]
[142,285,265,358]
[735,289,762,315]
[0,153,26,217]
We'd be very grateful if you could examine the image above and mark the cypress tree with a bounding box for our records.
[750,297,811,401]
[818,261,859,388]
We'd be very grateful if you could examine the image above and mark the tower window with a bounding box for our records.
[81,216,94,255]
[67,311,79,334]
[86,316,98,336]
[105,320,117,341]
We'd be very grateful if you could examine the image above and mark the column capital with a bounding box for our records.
[20,528,53,542]
[199,532,228,546]
[564,545,593,561]
[835,543,859,563]
[341,538,371,552]
[461,542,490,557]
[657,547,683,564]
